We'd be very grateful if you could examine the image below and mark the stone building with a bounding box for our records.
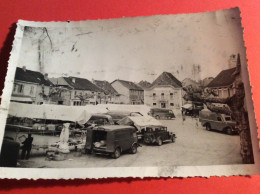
[111,79,144,104]
[11,67,53,104]
[144,72,183,109]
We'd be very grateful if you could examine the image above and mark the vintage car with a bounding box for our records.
[199,109,237,135]
[117,116,176,146]
[140,125,176,146]
[84,114,114,127]
[85,125,138,159]
[148,108,175,120]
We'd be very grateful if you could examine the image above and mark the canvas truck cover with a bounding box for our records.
[96,104,151,116]
[117,115,164,130]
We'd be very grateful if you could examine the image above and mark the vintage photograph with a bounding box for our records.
[0,7,259,178]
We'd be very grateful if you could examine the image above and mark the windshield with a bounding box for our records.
[225,116,232,121]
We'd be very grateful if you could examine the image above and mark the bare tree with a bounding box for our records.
[183,54,254,164]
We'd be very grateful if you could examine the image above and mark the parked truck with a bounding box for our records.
[199,109,238,135]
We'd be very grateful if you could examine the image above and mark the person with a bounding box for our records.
[21,133,33,160]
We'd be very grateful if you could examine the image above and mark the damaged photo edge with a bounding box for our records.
[0,7,260,179]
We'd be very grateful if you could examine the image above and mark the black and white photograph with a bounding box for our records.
[0,7,259,179]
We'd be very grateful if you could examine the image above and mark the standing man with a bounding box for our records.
[21,133,33,160]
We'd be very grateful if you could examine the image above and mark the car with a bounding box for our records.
[106,111,143,124]
[148,108,175,120]
[199,109,237,135]
[182,102,204,117]
[85,114,114,126]
[140,125,176,146]
[85,125,138,159]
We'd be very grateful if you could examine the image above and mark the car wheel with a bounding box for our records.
[206,124,211,131]
[155,115,160,120]
[157,137,163,146]
[226,127,233,135]
[171,135,175,143]
[86,149,92,154]
[112,147,121,159]
[144,136,150,144]
[130,144,137,154]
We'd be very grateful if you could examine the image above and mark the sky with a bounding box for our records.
[17,8,246,83]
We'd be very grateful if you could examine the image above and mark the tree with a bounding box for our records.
[183,54,254,164]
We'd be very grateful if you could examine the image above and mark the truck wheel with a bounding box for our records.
[157,137,163,146]
[206,124,211,131]
[112,147,121,159]
[155,115,160,120]
[130,144,137,154]
[226,127,233,135]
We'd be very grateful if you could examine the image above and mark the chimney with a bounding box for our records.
[44,73,48,80]
[22,66,26,72]
[228,54,237,67]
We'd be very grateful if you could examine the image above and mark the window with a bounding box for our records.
[30,86,34,95]
[75,91,77,96]
[18,84,24,93]
[161,93,164,99]
[153,93,156,97]
[170,93,173,99]
[161,103,166,108]
[153,103,157,106]
[170,103,174,106]
[13,84,17,92]
[217,117,222,121]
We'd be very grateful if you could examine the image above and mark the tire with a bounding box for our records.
[155,115,160,120]
[171,135,175,143]
[144,136,151,144]
[205,124,211,131]
[86,149,92,154]
[157,137,163,146]
[112,147,121,159]
[130,144,137,154]
[226,127,233,135]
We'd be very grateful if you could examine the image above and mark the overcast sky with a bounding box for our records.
[17,8,246,83]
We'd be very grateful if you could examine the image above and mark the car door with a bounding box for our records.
[214,116,223,131]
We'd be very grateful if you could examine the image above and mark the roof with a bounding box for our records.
[93,80,118,95]
[207,67,236,88]
[93,125,135,131]
[63,77,104,92]
[150,72,182,88]
[138,80,152,89]
[111,79,144,91]
[15,67,53,86]
[49,77,71,86]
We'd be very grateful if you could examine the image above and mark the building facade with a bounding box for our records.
[111,79,144,104]
[144,72,183,109]
[11,67,53,104]
[206,67,236,98]
[92,80,121,104]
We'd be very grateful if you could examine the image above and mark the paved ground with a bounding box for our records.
[11,116,242,168]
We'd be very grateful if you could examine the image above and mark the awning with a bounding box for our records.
[182,104,192,110]
[11,96,33,103]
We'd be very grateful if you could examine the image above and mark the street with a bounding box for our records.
[16,116,241,168]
